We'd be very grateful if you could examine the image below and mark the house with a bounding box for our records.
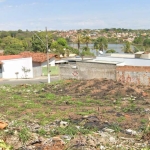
[20,51,57,77]
[0,55,33,79]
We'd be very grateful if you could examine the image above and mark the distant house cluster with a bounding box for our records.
[53,29,147,43]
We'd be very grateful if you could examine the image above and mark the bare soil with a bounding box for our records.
[47,78,149,99]
[45,79,150,139]
[0,78,150,149]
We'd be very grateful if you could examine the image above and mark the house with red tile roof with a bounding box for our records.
[0,55,33,79]
[20,51,57,77]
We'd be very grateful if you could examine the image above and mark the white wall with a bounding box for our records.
[41,57,55,67]
[96,56,150,66]
[2,57,33,79]
[32,62,42,77]
[141,54,150,59]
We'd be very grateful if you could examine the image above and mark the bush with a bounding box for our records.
[106,49,116,53]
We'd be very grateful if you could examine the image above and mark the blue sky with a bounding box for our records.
[0,0,149,31]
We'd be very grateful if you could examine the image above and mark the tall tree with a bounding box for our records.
[123,41,133,53]
[83,35,91,48]
[76,34,82,52]
[143,38,150,51]
[31,31,52,52]
[80,46,94,61]
[94,37,108,55]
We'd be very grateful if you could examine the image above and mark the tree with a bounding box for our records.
[133,46,142,53]
[31,35,45,52]
[106,49,116,53]
[94,37,108,51]
[4,42,25,55]
[31,31,52,52]
[143,38,150,51]
[76,34,82,52]
[83,35,91,48]
[50,40,66,56]
[80,46,94,61]
[56,45,65,57]
[66,36,72,43]
[122,41,133,53]
[0,36,25,55]
[4,44,24,54]
[133,36,144,45]
[94,37,108,55]
[57,38,67,47]
[0,31,10,38]
[108,37,118,43]
[9,31,17,38]
[67,46,79,55]
[18,29,23,33]
[22,38,32,50]
[50,37,79,57]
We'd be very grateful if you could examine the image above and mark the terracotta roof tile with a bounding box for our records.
[20,51,55,63]
[0,55,23,60]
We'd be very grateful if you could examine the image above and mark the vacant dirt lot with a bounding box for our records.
[48,78,149,99]
[0,78,150,149]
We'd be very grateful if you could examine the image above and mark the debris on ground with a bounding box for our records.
[0,79,150,149]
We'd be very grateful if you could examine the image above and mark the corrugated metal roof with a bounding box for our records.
[86,59,121,65]
[55,60,68,63]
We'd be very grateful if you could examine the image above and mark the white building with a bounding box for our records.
[0,55,33,79]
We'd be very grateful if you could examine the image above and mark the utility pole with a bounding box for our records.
[32,29,50,83]
[46,27,50,83]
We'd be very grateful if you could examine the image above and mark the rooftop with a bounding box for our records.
[102,53,135,58]
[20,51,55,63]
[0,55,23,60]
[63,57,94,62]
[86,59,121,65]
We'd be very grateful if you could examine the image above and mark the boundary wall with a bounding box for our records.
[116,66,150,85]
[59,62,116,80]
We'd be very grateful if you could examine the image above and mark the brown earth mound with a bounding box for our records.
[46,78,150,100]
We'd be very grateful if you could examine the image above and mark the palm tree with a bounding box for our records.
[94,37,108,55]
[123,41,133,53]
[76,34,82,51]
[83,35,91,48]
[81,46,93,61]
[75,33,83,56]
